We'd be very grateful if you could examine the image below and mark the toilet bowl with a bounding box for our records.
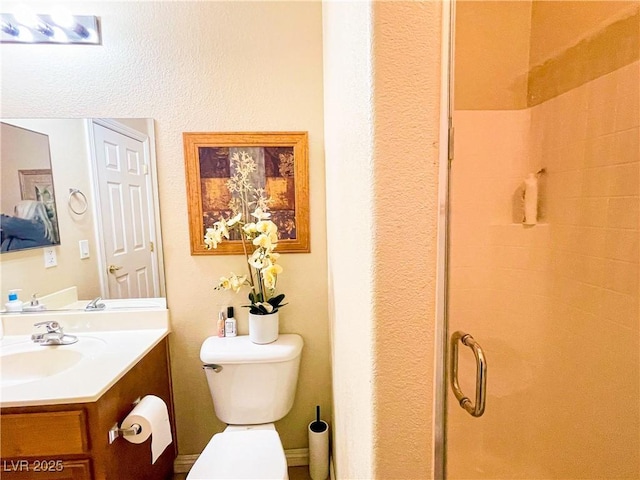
[187,334,303,480]
[187,425,288,480]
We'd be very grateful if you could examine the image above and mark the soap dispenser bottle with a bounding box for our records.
[217,310,226,338]
[5,289,23,312]
[224,306,237,337]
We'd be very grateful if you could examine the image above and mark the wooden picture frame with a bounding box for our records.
[184,131,310,255]
[18,169,54,202]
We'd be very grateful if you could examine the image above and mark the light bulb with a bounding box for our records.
[16,26,33,42]
[1,20,19,37]
[13,5,39,28]
[84,28,98,43]
[51,7,75,28]
[51,26,69,43]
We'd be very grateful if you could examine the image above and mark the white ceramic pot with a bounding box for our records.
[248,311,279,344]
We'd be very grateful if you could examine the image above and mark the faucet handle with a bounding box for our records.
[33,320,61,332]
[86,297,106,310]
[29,293,41,306]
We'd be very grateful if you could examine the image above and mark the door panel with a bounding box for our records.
[446,2,640,478]
[92,123,157,299]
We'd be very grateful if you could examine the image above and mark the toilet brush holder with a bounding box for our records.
[308,415,329,480]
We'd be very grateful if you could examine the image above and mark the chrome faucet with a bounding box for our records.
[85,296,106,311]
[31,321,77,345]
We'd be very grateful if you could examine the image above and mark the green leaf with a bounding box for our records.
[267,293,286,307]
[248,291,263,304]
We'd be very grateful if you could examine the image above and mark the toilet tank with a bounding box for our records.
[200,334,303,425]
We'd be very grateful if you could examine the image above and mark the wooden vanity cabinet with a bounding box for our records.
[1,337,177,480]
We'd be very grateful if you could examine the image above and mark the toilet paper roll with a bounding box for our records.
[308,420,329,480]
[121,395,172,464]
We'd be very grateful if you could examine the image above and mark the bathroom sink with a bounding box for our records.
[0,336,107,388]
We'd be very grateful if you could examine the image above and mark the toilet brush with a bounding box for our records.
[308,405,329,480]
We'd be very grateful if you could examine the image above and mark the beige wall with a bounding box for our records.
[322,1,375,477]
[372,2,441,478]
[455,1,639,110]
[529,1,639,66]
[0,119,101,302]
[1,1,330,455]
[324,1,442,477]
[455,1,532,110]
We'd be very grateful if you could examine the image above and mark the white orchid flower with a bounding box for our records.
[243,222,257,235]
[253,233,273,249]
[204,228,223,249]
[248,249,266,269]
[262,263,283,289]
[268,252,281,262]
[256,220,278,235]
[229,274,247,293]
[255,221,279,245]
[251,208,271,220]
[227,212,242,227]
[218,276,231,290]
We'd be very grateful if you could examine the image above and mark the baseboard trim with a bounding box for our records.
[286,448,310,467]
[174,448,310,474]
[174,455,199,474]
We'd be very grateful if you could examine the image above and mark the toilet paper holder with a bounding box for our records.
[108,396,142,444]
[108,423,142,444]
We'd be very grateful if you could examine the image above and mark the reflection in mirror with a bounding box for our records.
[1,123,61,253]
[0,118,165,312]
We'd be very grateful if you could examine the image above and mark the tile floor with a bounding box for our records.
[173,466,311,479]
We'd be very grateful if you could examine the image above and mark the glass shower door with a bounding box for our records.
[446,1,639,478]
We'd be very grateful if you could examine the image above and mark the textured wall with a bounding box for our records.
[529,0,638,66]
[455,1,533,110]
[1,1,330,455]
[322,1,375,477]
[323,1,442,477]
[371,2,441,478]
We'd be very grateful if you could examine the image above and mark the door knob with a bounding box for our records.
[108,264,123,274]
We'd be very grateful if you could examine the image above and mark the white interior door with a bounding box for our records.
[91,121,159,299]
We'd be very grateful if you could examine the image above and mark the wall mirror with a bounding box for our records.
[0,118,166,312]
[1,123,61,253]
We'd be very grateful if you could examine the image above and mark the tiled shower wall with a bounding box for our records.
[531,59,639,479]
[448,60,639,478]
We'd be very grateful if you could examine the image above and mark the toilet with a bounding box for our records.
[187,334,304,480]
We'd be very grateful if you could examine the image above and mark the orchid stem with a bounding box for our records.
[239,227,255,288]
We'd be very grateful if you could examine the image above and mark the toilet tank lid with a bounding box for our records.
[200,334,303,364]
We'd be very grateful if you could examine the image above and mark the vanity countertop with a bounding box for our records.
[0,308,169,408]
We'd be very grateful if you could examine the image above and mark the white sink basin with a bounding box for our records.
[1,337,107,388]
[0,309,169,407]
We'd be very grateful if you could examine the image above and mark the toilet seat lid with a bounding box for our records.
[187,430,287,479]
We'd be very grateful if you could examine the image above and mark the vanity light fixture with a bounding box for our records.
[0,12,100,44]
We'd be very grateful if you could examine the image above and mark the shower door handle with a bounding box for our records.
[450,331,487,417]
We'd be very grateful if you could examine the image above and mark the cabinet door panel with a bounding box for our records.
[1,411,88,457]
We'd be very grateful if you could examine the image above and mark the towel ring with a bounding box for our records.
[68,188,88,215]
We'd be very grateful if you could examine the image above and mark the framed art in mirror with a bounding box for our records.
[1,123,61,253]
[183,131,310,255]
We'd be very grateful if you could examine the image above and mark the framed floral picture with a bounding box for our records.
[183,131,310,255]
